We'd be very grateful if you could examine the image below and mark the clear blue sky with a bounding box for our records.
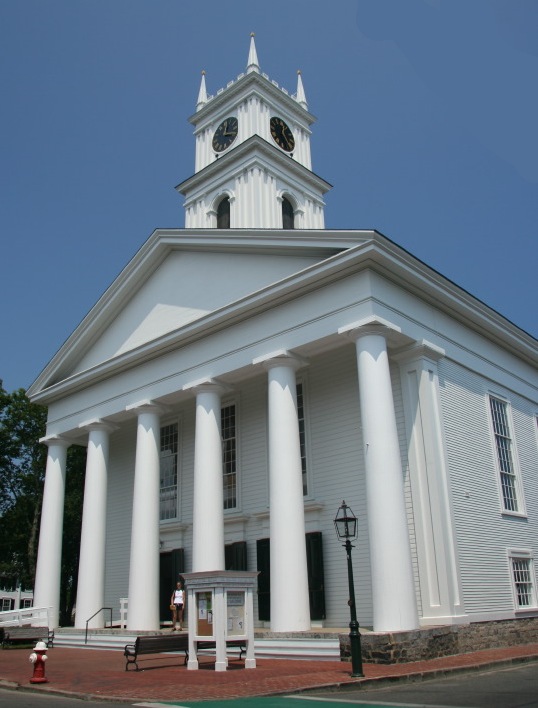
[1,0,536,393]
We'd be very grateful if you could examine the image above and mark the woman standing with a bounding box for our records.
[170,581,184,631]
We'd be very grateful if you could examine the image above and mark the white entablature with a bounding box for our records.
[177,35,331,230]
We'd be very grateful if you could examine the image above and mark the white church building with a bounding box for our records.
[28,37,538,634]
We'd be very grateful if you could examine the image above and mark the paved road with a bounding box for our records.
[301,661,538,708]
[2,662,538,707]
[0,689,128,708]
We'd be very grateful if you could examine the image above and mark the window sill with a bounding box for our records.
[514,607,538,617]
[501,510,528,520]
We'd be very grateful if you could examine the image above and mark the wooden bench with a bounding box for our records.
[124,634,189,671]
[123,634,246,671]
[2,626,54,649]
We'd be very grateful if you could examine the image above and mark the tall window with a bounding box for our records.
[222,404,237,509]
[160,423,178,521]
[297,382,307,495]
[217,196,230,228]
[489,396,519,513]
[282,196,294,229]
[509,552,537,609]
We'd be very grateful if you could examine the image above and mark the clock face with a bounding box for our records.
[212,117,238,153]
[270,116,295,152]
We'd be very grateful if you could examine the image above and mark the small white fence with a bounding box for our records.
[119,598,128,628]
[0,606,52,628]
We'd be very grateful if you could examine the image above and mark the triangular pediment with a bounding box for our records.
[73,249,323,375]
[30,229,363,392]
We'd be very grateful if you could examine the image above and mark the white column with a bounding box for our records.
[259,352,310,632]
[127,402,164,631]
[185,381,226,572]
[74,421,115,629]
[33,437,70,629]
[350,326,419,632]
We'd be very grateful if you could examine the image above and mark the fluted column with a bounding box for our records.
[127,402,164,630]
[184,380,227,572]
[33,437,70,628]
[255,351,310,632]
[75,421,116,629]
[344,323,419,632]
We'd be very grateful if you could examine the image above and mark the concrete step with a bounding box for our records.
[53,629,341,659]
[254,637,340,660]
[55,630,135,650]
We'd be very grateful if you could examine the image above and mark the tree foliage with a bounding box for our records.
[0,381,86,624]
[0,383,47,586]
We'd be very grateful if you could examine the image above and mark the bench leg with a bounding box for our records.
[124,657,138,671]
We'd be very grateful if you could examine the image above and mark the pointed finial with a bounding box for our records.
[296,69,308,109]
[247,32,260,74]
[196,70,207,111]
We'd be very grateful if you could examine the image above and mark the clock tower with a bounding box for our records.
[177,34,331,230]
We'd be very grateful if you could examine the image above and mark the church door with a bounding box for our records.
[159,548,184,622]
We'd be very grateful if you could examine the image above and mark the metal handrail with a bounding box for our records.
[85,607,112,644]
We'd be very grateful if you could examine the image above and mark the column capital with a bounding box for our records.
[182,377,232,396]
[39,434,71,448]
[338,315,402,342]
[252,349,308,372]
[78,418,119,434]
[125,400,170,416]
[392,339,446,364]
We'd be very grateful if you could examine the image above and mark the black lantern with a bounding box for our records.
[334,499,358,542]
[334,500,363,677]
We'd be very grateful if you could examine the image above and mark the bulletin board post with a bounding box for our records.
[182,570,259,671]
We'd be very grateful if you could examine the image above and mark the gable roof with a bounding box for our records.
[26,229,367,399]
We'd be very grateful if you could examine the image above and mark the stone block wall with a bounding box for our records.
[339,617,538,664]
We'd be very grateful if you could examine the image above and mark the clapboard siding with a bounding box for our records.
[439,357,538,616]
[102,342,537,629]
[104,421,137,614]
[305,346,372,627]
[237,375,269,516]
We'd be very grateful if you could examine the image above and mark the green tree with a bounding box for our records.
[0,383,47,587]
[0,382,86,624]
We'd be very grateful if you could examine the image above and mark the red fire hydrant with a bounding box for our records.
[29,641,49,684]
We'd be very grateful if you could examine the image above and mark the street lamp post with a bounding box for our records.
[334,500,363,677]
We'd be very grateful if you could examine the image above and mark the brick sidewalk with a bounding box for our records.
[1,644,538,703]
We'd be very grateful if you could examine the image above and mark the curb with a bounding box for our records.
[293,654,538,697]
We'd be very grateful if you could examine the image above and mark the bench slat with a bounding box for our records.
[2,627,54,649]
[123,634,246,671]
[124,634,189,671]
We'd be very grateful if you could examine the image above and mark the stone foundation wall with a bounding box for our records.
[339,617,538,664]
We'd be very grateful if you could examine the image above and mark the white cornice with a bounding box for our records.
[26,229,369,399]
[176,135,332,198]
[27,230,537,404]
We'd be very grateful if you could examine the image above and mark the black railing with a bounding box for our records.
[85,607,112,644]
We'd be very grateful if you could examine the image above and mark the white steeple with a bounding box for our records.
[196,70,207,111]
[246,32,260,73]
[296,70,307,110]
[179,36,330,230]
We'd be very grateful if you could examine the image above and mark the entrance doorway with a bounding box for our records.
[159,548,184,623]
